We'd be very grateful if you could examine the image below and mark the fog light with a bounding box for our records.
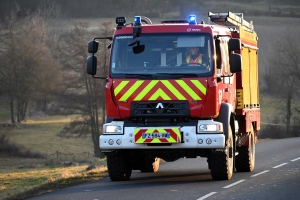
[108,139,114,145]
[116,139,121,145]
[206,138,212,144]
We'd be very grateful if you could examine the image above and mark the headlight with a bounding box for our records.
[103,125,123,134]
[198,121,223,133]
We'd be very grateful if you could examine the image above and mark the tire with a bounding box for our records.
[235,125,255,172]
[209,126,234,180]
[140,157,160,173]
[107,153,132,181]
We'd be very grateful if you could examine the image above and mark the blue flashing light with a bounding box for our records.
[189,14,197,25]
[134,16,141,25]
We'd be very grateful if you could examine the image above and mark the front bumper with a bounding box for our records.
[100,126,225,149]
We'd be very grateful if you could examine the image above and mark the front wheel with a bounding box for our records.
[107,153,132,181]
[235,125,256,172]
[209,127,234,180]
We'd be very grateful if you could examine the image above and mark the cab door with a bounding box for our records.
[215,37,236,107]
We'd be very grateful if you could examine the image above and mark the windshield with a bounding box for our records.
[110,33,213,78]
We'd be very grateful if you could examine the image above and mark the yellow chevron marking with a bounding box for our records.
[167,137,176,143]
[114,81,129,96]
[145,128,156,133]
[149,88,171,100]
[161,80,186,100]
[176,80,201,100]
[191,80,206,95]
[173,128,181,135]
[119,80,144,101]
[134,80,159,101]
[151,138,161,143]
[136,138,145,143]
[236,89,243,109]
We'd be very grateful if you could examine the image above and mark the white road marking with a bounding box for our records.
[196,192,217,200]
[223,180,245,188]
[251,170,270,177]
[273,163,288,168]
[291,157,300,162]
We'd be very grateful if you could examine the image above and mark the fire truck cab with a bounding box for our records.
[87,12,260,181]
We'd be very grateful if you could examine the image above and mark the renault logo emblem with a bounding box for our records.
[156,103,164,114]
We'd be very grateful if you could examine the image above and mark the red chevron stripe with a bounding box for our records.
[165,128,181,142]
[134,129,143,141]
[159,138,168,143]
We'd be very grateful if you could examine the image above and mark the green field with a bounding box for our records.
[0,112,108,200]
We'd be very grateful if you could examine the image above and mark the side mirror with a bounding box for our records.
[228,38,241,51]
[87,55,97,75]
[133,45,145,54]
[88,40,99,53]
[230,54,242,73]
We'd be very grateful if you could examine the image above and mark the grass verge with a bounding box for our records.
[0,160,107,200]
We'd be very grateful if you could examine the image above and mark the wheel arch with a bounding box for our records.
[215,103,235,141]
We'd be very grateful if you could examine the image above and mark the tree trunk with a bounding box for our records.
[10,98,15,123]
[286,96,292,135]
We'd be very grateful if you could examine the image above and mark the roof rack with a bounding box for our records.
[208,11,253,32]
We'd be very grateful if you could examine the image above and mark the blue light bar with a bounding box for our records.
[134,16,141,25]
[189,14,197,24]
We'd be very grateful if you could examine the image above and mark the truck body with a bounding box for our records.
[87,12,260,181]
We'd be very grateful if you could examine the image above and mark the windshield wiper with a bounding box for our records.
[156,73,199,78]
[125,73,155,79]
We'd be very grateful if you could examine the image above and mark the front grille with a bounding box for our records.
[131,102,190,118]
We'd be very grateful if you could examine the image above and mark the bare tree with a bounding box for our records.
[269,36,300,136]
[0,8,60,122]
[57,21,114,157]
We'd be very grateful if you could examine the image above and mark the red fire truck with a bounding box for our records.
[87,11,260,181]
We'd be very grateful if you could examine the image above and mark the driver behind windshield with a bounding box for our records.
[185,47,205,64]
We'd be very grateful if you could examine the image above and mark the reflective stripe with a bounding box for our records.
[161,80,186,100]
[176,80,201,100]
[114,80,129,96]
[191,80,207,95]
[134,80,158,101]
[114,80,206,101]
[119,80,144,101]
[186,54,204,63]
[149,88,171,100]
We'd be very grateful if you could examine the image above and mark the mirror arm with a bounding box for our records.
[220,73,234,78]
[92,75,108,80]
[94,37,112,41]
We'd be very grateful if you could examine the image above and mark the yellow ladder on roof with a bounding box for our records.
[208,11,254,32]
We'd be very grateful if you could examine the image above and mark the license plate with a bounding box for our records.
[142,132,170,139]
[134,127,181,143]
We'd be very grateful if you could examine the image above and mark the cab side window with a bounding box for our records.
[215,39,221,70]
[220,39,230,75]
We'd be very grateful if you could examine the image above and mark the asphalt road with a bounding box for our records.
[28,137,300,200]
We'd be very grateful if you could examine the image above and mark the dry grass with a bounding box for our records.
[0,114,108,199]
[0,163,107,200]
[2,116,94,158]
